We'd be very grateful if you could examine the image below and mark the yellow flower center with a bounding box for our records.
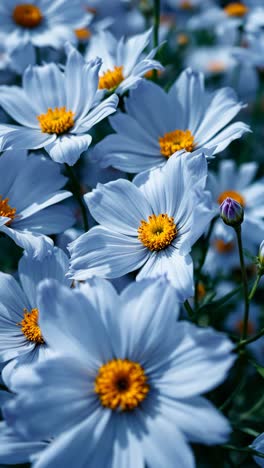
[95,359,149,411]
[98,66,124,91]
[207,61,227,74]
[13,4,43,28]
[224,3,248,17]
[159,129,195,158]
[0,196,16,225]
[37,107,75,135]
[217,190,245,207]
[75,27,91,40]
[17,308,44,345]
[177,34,189,46]
[214,239,235,254]
[180,0,193,9]
[138,214,177,251]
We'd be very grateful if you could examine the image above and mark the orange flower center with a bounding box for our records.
[138,213,177,251]
[98,66,124,91]
[224,3,248,17]
[159,129,195,158]
[17,308,44,344]
[0,196,16,225]
[207,61,227,74]
[95,359,149,411]
[75,27,91,40]
[13,4,43,28]
[180,0,193,10]
[214,239,235,254]
[38,107,75,134]
[217,190,245,207]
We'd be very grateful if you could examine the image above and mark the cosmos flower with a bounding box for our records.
[251,433,264,467]
[92,68,250,173]
[69,152,213,301]
[85,28,163,95]
[207,159,264,245]
[3,277,235,468]
[0,150,74,258]
[0,0,92,49]
[0,44,118,165]
[0,246,70,385]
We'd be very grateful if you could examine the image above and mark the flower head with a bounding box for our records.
[92,68,250,173]
[69,152,213,301]
[0,0,92,49]
[3,278,235,467]
[220,197,244,227]
[0,150,74,258]
[0,44,118,165]
[85,28,163,95]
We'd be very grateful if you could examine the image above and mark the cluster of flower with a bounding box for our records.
[0,0,263,467]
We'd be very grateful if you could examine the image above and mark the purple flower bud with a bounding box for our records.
[220,197,244,227]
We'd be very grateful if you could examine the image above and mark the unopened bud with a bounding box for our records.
[258,240,264,267]
[220,197,244,227]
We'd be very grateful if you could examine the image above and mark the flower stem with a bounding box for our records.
[65,164,89,232]
[236,326,264,351]
[248,273,262,301]
[222,445,264,459]
[153,0,160,49]
[235,226,249,341]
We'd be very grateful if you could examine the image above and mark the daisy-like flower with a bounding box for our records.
[84,28,163,95]
[3,277,235,468]
[0,0,92,49]
[0,150,74,258]
[0,246,70,385]
[207,159,264,245]
[0,44,118,165]
[92,68,250,173]
[69,152,213,301]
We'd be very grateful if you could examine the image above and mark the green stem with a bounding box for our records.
[153,0,160,48]
[248,273,262,301]
[65,164,89,232]
[235,226,249,341]
[236,326,264,351]
[222,445,264,459]
[184,300,195,320]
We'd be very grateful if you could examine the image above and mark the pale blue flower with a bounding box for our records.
[0,44,118,165]
[0,0,92,49]
[3,277,235,468]
[69,152,213,301]
[251,433,264,467]
[0,150,74,258]
[85,28,163,95]
[0,246,70,385]
[92,68,250,173]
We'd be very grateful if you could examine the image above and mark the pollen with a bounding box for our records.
[224,3,248,17]
[95,359,149,411]
[13,4,43,28]
[75,27,91,40]
[0,196,16,225]
[18,308,44,345]
[37,107,75,135]
[159,129,195,158]
[214,239,235,254]
[217,190,245,207]
[98,66,124,91]
[207,61,227,74]
[138,213,177,251]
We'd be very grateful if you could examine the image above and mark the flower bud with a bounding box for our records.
[219,197,244,227]
[258,240,264,267]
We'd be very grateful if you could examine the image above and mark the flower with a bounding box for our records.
[0,44,118,165]
[92,68,250,173]
[207,159,264,245]
[251,433,264,467]
[220,197,244,227]
[84,28,163,95]
[0,246,70,385]
[3,277,235,467]
[0,150,74,258]
[0,0,92,49]
[69,152,213,301]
